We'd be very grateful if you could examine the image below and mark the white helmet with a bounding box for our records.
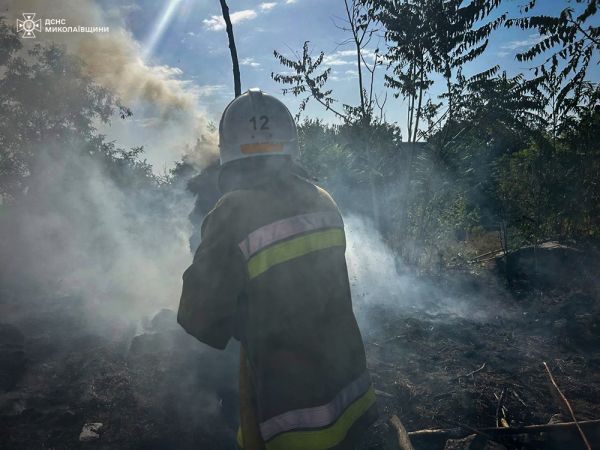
[219,88,299,165]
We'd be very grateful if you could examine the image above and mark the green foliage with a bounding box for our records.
[0,20,156,204]
[272,42,343,121]
[1,0,598,275]
[505,0,600,117]
[496,110,600,245]
[0,17,21,66]
[296,63,599,267]
[297,118,402,185]
[271,0,600,267]
[364,0,505,140]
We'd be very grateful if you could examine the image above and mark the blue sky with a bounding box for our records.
[112,0,598,123]
[84,0,599,167]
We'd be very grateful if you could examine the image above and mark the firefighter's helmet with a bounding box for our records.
[218,89,298,165]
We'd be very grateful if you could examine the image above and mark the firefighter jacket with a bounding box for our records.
[178,170,377,450]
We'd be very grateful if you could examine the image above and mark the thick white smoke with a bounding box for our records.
[3,147,194,323]
[344,215,502,322]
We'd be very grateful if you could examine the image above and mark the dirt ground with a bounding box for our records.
[1,260,599,450]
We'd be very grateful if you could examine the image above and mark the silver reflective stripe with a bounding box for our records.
[238,211,343,260]
[259,371,371,441]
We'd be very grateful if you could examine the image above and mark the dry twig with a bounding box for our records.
[496,386,509,428]
[543,361,592,450]
[407,419,600,447]
[443,419,498,443]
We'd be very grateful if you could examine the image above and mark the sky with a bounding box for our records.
[116,0,598,115]
[7,0,600,169]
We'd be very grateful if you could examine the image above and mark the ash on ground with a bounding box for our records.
[1,247,599,449]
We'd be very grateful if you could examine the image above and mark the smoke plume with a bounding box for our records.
[6,0,219,169]
[344,215,504,323]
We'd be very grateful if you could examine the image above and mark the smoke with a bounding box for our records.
[1,0,221,328]
[6,0,219,169]
[344,215,504,323]
[0,0,219,334]
[3,145,194,323]
[78,31,193,111]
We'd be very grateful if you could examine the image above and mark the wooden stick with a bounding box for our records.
[390,415,416,450]
[449,420,497,442]
[408,418,600,439]
[543,361,592,450]
[407,419,600,449]
[471,249,503,261]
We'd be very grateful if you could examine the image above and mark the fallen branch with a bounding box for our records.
[543,361,592,450]
[448,420,497,443]
[407,419,600,449]
[471,249,504,261]
[390,415,416,450]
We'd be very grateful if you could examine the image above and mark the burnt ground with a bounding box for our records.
[362,286,600,449]
[1,259,599,450]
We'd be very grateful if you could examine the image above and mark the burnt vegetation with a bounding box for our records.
[1,0,600,449]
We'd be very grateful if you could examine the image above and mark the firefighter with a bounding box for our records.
[177,89,377,450]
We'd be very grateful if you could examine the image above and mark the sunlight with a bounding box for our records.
[142,0,186,60]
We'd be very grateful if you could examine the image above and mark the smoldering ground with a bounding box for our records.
[0,105,513,447]
[0,140,241,447]
[5,145,598,450]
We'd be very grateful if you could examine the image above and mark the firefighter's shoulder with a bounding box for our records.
[212,189,256,213]
[200,189,256,233]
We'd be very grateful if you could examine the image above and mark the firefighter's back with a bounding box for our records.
[222,173,376,450]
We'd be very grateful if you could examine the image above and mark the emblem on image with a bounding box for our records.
[17,13,42,38]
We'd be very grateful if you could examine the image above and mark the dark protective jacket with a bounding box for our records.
[178,169,377,450]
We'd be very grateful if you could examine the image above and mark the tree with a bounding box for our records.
[359,0,505,246]
[272,42,347,121]
[506,0,600,118]
[364,0,505,142]
[0,19,150,205]
[336,0,385,122]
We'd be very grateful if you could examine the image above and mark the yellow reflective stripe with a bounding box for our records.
[247,228,345,279]
[236,427,243,448]
[264,387,376,450]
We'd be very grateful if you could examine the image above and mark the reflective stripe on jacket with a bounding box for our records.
[178,172,377,449]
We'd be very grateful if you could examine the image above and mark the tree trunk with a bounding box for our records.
[412,62,424,143]
[344,0,366,120]
[219,0,241,97]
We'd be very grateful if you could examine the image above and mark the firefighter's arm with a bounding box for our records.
[177,197,245,349]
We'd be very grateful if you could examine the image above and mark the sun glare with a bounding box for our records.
[142,0,186,60]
